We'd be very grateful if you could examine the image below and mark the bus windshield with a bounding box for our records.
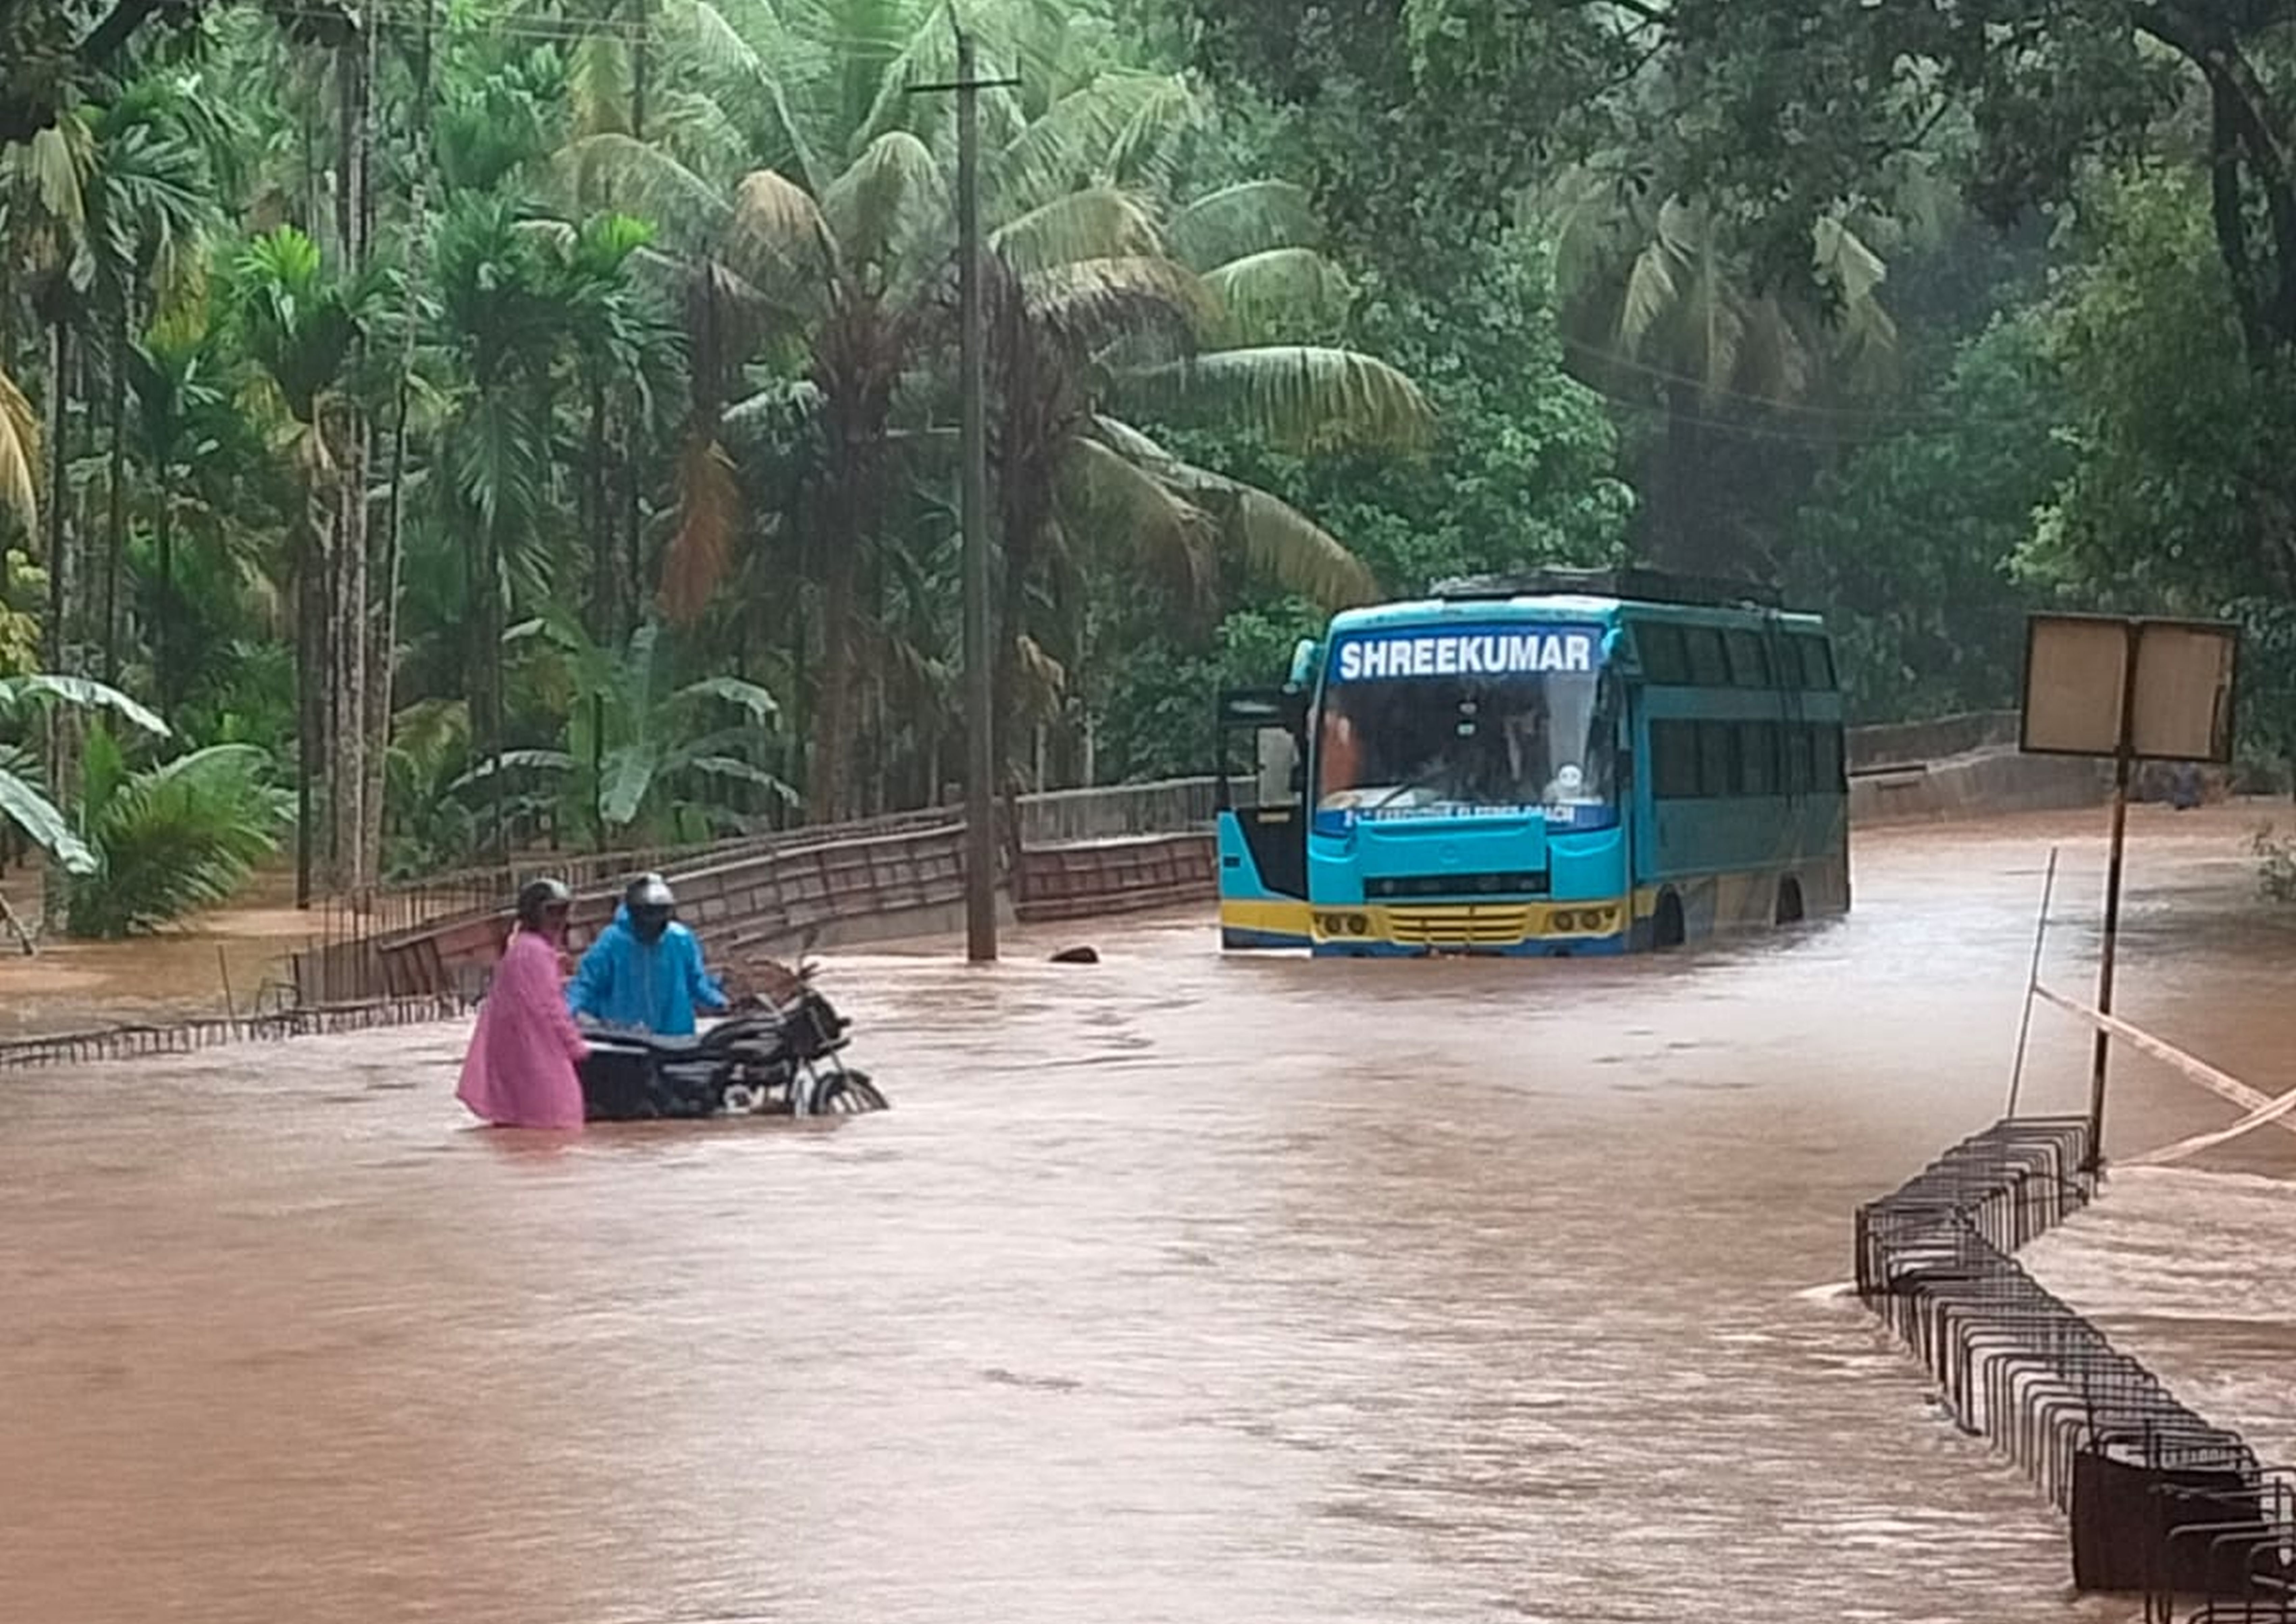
[1313,624,1617,832]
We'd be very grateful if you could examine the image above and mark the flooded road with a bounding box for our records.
[3,806,2293,1624]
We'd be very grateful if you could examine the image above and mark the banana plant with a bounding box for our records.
[453,607,794,849]
[0,672,168,873]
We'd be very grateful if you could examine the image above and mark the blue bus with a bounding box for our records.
[1214,567,1849,956]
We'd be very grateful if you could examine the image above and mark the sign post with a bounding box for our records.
[2019,613,2239,1171]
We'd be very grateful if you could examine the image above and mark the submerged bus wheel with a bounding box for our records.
[1652,892,1686,951]
[1775,877,1805,926]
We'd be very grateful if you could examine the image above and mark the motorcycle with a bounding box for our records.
[574,958,887,1121]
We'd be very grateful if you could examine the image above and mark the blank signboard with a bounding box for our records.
[2022,615,2133,757]
[2129,622,2236,762]
[2021,613,2238,762]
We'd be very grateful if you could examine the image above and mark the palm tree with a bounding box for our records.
[125,304,231,712]
[555,125,948,821]
[1536,172,1900,571]
[552,0,1174,820]
[979,170,1431,793]
[79,83,212,681]
[230,223,379,901]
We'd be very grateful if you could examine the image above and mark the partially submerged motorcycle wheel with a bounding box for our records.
[810,1070,888,1115]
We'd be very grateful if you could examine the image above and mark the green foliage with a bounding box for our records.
[2018,170,2294,606]
[1092,227,1630,778]
[1158,229,1629,598]
[2251,824,2296,905]
[0,671,171,874]
[63,726,293,937]
[0,548,42,675]
[471,611,794,847]
[1788,310,2068,722]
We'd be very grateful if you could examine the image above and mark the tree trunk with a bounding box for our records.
[154,474,175,713]
[40,319,77,936]
[328,404,369,894]
[101,309,128,684]
[327,20,376,897]
[362,0,438,887]
[295,504,321,910]
[42,321,70,673]
[810,534,859,823]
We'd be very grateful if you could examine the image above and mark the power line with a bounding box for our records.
[1557,331,2033,431]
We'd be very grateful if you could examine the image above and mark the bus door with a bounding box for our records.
[1216,687,1308,902]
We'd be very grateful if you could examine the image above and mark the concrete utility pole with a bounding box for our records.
[909,23,1018,963]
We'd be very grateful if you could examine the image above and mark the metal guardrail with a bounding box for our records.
[0,994,472,1071]
[1857,1118,2294,1616]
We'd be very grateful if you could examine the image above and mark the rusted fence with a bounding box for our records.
[1857,1118,2294,1616]
[0,994,470,1072]
[1014,833,1216,923]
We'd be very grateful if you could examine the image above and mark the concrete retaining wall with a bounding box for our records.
[1850,749,2111,827]
[1846,710,2019,774]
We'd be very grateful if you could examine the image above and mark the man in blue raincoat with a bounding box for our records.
[567,873,730,1037]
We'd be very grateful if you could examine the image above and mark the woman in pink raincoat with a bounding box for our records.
[458,878,591,1129]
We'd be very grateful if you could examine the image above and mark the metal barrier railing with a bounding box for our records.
[1858,1118,2294,1618]
[0,994,471,1071]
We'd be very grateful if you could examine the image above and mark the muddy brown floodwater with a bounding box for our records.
[4,806,2295,1624]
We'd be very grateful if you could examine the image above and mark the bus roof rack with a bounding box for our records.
[1426,565,1784,610]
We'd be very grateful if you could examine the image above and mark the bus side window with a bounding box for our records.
[1725,630,1770,688]
[1738,721,1779,795]
[1785,726,1815,794]
[1652,720,1700,798]
[1638,622,1690,686]
[1696,720,1736,797]
[1792,634,1837,692]
[1686,627,1730,687]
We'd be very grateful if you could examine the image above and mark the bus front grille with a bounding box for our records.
[1365,871,1548,899]
[1385,905,1535,946]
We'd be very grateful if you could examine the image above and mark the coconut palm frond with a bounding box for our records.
[1057,434,1214,605]
[1202,247,1353,342]
[1113,346,1434,455]
[1212,481,1378,610]
[990,185,1160,274]
[1011,631,1067,727]
[821,130,946,279]
[667,0,824,189]
[0,364,38,536]
[724,165,840,303]
[1165,179,1318,271]
[992,71,1188,213]
[660,432,742,623]
[1024,255,1215,347]
[554,133,730,253]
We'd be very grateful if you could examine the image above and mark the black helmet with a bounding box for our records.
[516,876,573,932]
[625,873,675,944]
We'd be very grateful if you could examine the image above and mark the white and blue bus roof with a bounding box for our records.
[1323,570,1820,650]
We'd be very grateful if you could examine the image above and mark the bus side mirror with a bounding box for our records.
[1288,638,1321,688]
